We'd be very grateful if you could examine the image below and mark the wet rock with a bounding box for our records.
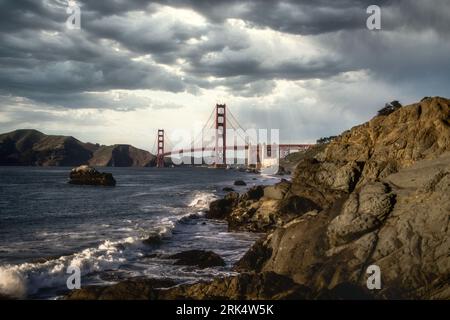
[241,185,264,201]
[234,238,272,272]
[158,272,311,300]
[234,180,247,186]
[206,192,239,219]
[69,165,116,186]
[65,278,176,300]
[222,187,234,192]
[169,250,226,268]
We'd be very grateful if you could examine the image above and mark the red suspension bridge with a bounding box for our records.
[151,104,314,168]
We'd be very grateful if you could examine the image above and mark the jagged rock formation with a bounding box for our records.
[206,97,450,299]
[0,129,155,167]
[233,97,450,299]
[168,250,226,268]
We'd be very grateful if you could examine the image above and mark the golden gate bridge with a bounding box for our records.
[150,104,314,168]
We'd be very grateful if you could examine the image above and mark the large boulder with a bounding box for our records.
[241,185,265,201]
[69,165,116,186]
[206,192,239,219]
[169,250,226,268]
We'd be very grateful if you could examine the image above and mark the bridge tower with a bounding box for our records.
[215,104,226,166]
[156,129,165,168]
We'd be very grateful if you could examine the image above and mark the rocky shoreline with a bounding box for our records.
[66,97,450,300]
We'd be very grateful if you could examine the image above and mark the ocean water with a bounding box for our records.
[0,166,278,299]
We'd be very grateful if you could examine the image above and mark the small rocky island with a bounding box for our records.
[69,165,116,186]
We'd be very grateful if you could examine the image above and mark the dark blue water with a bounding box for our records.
[0,167,277,299]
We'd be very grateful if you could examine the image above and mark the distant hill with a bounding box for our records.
[0,129,155,167]
[89,144,154,167]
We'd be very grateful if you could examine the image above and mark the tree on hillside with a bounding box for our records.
[316,136,337,144]
[377,100,403,116]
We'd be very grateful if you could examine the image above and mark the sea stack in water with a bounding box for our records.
[69,165,116,186]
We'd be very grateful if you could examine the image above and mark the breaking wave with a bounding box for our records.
[0,236,143,298]
[188,192,217,210]
[0,193,217,299]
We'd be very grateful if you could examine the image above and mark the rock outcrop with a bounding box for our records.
[168,250,226,268]
[69,165,116,186]
[238,97,450,299]
[207,180,321,232]
[205,97,450,299]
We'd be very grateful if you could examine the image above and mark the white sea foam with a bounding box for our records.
[0,236,140,298]
[0,190,241,298]
[188,192,217,210]
[0,267,27,298]
[0,205,208,298]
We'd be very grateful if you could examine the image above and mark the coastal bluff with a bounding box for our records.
[165,96,450,300]
[201,96,450,299]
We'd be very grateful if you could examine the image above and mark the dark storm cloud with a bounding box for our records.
[152,0,382,35]
[0,0,449,111]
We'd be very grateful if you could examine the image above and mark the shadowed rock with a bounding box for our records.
[65,278,176,300]
[158,272,311,300]
[169,250,226,268]
[206,192,239,219]
[69,165,116,186]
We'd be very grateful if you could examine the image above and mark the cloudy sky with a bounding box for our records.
[0,0,449,150]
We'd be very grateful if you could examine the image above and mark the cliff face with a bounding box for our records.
[182,96,449,300]
[315,96,450,188]
[0,129,154,167]
[234,96,450,299]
